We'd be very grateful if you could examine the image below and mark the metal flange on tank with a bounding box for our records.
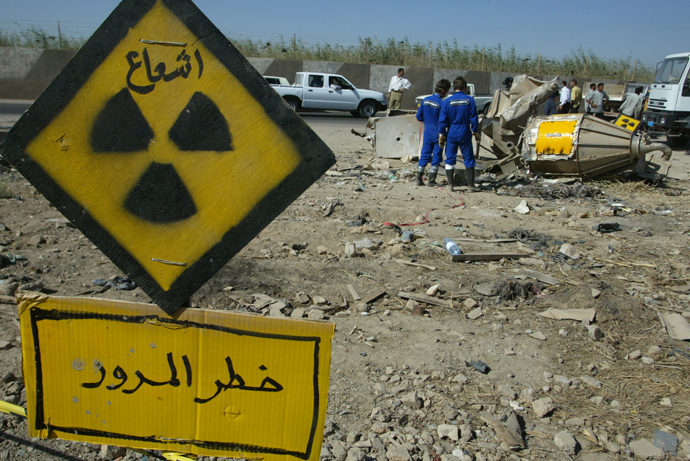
[521,114,671,177]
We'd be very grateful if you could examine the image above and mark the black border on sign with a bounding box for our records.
[0,0,336,314]
[29,308,321,458]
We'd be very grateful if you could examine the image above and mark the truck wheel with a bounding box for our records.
[666,130,690,149]
[483,103,492,116]
[357,101,378,118]
[284,97,301,111]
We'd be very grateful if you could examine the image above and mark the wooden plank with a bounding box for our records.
[347,284,361,301]
[360,289,386,305]
[452,252,528,262]
[454,238,518,243]
[396,259,436,270]
[398,292,453,309]
[518,268,560,285]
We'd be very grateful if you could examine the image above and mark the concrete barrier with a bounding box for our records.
[0,46,645,111]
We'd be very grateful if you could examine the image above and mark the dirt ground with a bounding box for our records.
[1,119,690,461]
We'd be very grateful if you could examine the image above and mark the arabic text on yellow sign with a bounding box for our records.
[19,294,334,460]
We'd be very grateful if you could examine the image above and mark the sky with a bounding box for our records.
[1,0,687,70]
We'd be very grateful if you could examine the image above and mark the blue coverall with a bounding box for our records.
[438,91,479,168]
[415,93,444,167]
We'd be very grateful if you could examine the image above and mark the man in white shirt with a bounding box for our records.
[556,80,571,114]
[388,68,411,110]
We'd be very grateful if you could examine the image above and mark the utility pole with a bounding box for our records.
[632,60,637,80]
[429,43,433,68]
[585,57,589,77]
[537,55,541,74]
[58,21,63,48]
[292,33,296,60]
[481,47,485,71]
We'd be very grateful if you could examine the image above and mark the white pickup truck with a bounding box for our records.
[274,72,388,117]
[415,83,494,115]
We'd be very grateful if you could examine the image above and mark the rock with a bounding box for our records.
[660,397,672,407]
[452,373,469,384]
[532,397,554,418]
[386,446,411,461]
[346,447,365,461]
[0,282,18,296]
[27,235,45,246]
[291,308,306,318]
[629,439,665,459]
[610,400,622,409]
[653,430,678,455]
[529,331,546,341]
[579,375,602,389]
[591,288,601,298]
[321,446,332,458]
[565,417,584,428]
[625,350,642,360]
[587,325,604,341]
[313,295,327,305]
[354,238,377,250]
[308,309,325,320]
[559,243,581,260]
[437,424,459,441]
[426,284,440,296]
[292,292,311,305]
[317,245,329,255]
[371,422,388,434]
[100,445,127,460]
[641,357,655,365]
[554,431,578,455]
[463,298,478,309]
[401,391,423,409]
[467,307,483,320]
[475,282,498,296]
[498,384,517,400]
[514,200,530,214]
[647,345,662,359]
[373,383,386,395]
[344,242,356,257]
[0,341,12,350]
[554,375,571,386]
[331,445,347,461]
[606,441,620,453]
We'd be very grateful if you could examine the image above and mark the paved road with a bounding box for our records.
[0,101,372,131]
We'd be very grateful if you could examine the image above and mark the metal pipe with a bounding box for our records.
[630,135,672,161]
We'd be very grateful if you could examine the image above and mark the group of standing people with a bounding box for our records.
[414,76,479,192]
[584,83,610,118]
[545,79,583,115]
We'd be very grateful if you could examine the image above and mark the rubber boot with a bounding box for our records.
[465,167,477,193]
[446,169,454,191]
[416,170,425,186]
[427,171,438,186]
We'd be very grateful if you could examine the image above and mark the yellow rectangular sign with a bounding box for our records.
[18,294,334,460]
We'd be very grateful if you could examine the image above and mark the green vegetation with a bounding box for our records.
[0,28,85,50]
[0,27,654,81]
[233,36,654,81]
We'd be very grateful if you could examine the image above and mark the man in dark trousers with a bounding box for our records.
[439,76,479,192]
[415,79,451,186]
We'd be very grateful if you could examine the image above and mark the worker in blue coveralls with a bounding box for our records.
[438,76,480,192]
[415,79,451,186]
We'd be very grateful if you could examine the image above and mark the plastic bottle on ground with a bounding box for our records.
[443,237,462,255]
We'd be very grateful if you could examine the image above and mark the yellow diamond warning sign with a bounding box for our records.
[0,0,335,314]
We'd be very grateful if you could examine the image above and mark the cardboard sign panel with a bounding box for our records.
[0,0,336,314]
[19,293,334,459]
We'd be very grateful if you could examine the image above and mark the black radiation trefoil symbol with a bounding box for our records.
[91,89,233,223]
